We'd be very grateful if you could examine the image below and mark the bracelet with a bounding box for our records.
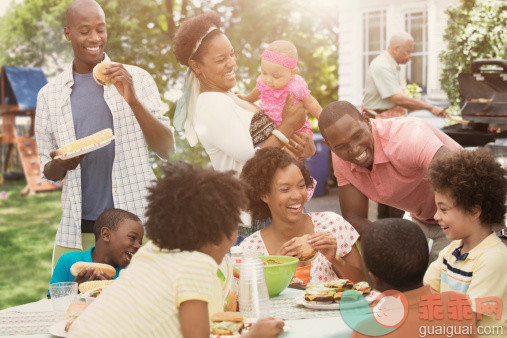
[271,129,289,145]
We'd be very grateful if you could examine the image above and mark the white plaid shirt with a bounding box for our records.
[35,61,173,249]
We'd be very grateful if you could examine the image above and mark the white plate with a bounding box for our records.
[48,320,67,337]
[295,292,377,310]
[295,296,341,310]
[54,136,114,160]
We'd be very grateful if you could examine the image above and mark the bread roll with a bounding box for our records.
[294,234,316,261]
[210,312,244,335]
[92,60,114,86]
[70,262,116,278]
[211,311,244,323]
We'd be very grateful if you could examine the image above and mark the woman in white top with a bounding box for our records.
[172,12,314,175]
[239,147,365,285]
[172,12,315,237]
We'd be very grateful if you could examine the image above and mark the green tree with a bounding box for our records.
[0,0,339,169]
[0,0,73,74]
[0,0,212,169]
[439,0,507,107]
[210,0,338,133]
[0,0,208,89]
[214,0,338,109]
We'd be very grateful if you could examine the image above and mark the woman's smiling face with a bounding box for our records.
[262,164,308,223]
[192,33,237,92]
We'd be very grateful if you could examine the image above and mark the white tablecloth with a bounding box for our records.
[0,289,353,337]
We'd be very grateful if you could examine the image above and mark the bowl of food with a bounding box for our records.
[257,255,298,297]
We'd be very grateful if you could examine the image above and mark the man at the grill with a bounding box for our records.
[319,101,462,263]
[361,31,451,219]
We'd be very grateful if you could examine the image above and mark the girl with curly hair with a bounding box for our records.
[238,147,365,284]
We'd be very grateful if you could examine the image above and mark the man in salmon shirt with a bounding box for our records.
[319,101,461,262]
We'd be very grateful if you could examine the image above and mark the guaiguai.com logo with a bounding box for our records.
[340,289,409,336]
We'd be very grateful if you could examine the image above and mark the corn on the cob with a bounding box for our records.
[79,280,114,293]
[58,128,113,155]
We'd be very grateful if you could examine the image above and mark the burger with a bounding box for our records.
[210,312,244,335]
[353,281,371,295]
[92,60,114,86]
[294,234,316,261]
[304,283,335,305]
[64,301,89,332]
[325,279,354,292]
[333,291,344,302]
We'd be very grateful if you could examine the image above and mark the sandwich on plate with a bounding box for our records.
[304,283,336,305]
[210,312,244,335]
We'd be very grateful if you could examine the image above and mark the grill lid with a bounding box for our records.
[457,60,507,123]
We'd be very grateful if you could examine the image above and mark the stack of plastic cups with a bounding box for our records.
[239,257,270,320]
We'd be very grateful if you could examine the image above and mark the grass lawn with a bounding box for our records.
[0,179,61,310]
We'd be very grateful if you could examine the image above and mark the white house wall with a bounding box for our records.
[337,0,456,106]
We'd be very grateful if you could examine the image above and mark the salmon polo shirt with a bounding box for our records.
[332,117,461,223]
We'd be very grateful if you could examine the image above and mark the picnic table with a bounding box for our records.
[0,288,353,337]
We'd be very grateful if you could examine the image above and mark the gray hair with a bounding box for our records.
[388,32,414,49]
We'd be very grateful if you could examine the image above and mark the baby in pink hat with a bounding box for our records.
[239,40,322,136]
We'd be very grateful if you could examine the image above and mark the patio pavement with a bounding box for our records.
[305,185,378,221]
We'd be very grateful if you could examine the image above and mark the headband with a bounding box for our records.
[188,25,219,62]
[174,25,220,147]
[261,50,297,69]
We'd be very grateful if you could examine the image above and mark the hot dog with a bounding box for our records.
[70,262,116,279]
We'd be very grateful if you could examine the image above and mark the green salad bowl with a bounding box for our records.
[257,255,298,298]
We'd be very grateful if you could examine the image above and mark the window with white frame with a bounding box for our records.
[362,10,387,89]
[404,10,428,91]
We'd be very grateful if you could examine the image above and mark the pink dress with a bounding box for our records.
[239,212,360,283]
[256,74,312,135]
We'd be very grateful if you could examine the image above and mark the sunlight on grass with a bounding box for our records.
[0,180,61,309]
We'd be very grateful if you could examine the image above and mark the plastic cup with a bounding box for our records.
[49,282,78,320]
[239,257,270,320]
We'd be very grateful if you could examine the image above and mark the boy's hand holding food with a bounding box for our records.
[71,262,115,285]
[73,267,111,285]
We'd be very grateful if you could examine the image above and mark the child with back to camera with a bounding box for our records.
[239,40,322,139]
[424,148,507,335]
[352,218,477,338]
[68,162,284,338]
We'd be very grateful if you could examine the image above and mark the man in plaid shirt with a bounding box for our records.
[35,0,174,267]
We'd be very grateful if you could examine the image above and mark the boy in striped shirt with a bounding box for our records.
[424,148,507,336]
[69,162,284,337]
